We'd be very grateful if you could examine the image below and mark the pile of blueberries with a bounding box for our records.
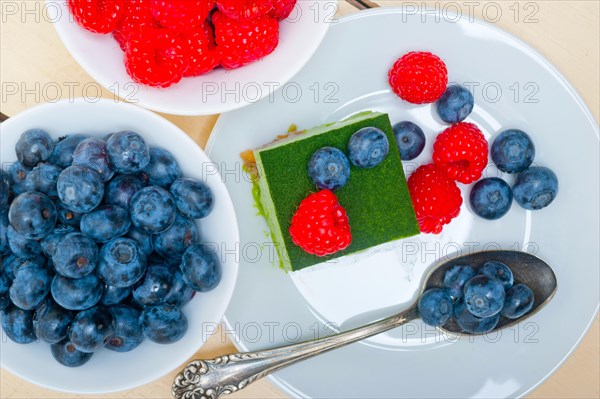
[308,127,390,191]
[418,261,535,334]
[0,129,220,367]
[391,84,559,220]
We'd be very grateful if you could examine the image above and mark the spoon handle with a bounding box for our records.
[172,306,418,399]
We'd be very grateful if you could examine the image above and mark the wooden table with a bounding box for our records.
[1,1,598,398]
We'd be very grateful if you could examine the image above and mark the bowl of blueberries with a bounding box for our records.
[0,99,239,393]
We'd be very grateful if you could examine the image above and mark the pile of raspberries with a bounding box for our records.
[68,0,297,87]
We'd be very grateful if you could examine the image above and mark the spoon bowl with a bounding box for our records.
[423,250,558,334]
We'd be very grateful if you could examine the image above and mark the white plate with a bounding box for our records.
[46,0,331,116]
[0,99,239,394]
[206,8,599,399]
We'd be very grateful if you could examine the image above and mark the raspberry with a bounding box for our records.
[408,164,463,234]
[68,0,124,34]
[270,0,296,20]
[180,24,220,77]
[213,11,279,69]
[388,51,448,104]
[216,0,273,20]
[113,0,156,51]
[289,190,352,257]
[150,0,213,32]
[433,122,489,184]
[125,29,188,88]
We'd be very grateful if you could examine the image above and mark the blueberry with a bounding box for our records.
[106,131,150,173]
[16,129,54,167]
[7,225,42,259]
[51,338,93,367]
[154,213,199,258]
[417,288,453,327]
[7,162,30,196]
[100,284,131,306]
[9,192,57,240]
[9,259,52,310]
[52,232,97,278]
[1,303,36,343]
[0,294,10,312]
[68,306,114,353]
[25,163,62,198]
[392,121,426,160]
[104,305,143,352]
[140,147,181,187]
[513,166,558,210]
[436,84,474,124]
[49,134,88,168]
[57,165,104,213]
[98,238,146,288]
[453,298,500,334]
[480,261,514,290]
[33,298,74,343]
[443,265,476,299]
[491,129,535,173]
[501,284,534,319]
[51,273,103,310]
[1,169,10,207]
[0,208,9,255]
[170,178,214,219]
[126,226,154,257]
[2,254,24,281]
[55,200,83,226]
[165,270,195,307]
[469,178,513,220]
[141,304,188,344]
[307,147,350,191]
[147,252,180,268]
[0,259,11,295]
[72,138,114,181]
[80,205,131,243]
[132,264,172,306]
[347,127,389,168]
[40,224,76,258]
[104,174,144,209]
[130,186,176,233]
[181,245,221,292]
[463,275,506,317]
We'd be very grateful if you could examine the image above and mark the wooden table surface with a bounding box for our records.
[1,1,598,398]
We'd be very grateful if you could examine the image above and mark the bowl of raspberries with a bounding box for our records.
[0,99,239,393]
[47,0,331,115]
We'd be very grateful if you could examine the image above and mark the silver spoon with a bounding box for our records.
[172,250,557,399]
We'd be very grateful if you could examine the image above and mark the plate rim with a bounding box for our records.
[207,6,599,399]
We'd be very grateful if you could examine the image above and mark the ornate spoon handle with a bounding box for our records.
[172,306,418,399]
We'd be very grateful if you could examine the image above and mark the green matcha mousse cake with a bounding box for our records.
[249,111,419,271]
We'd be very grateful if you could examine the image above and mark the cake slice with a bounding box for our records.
[249,111,419,271]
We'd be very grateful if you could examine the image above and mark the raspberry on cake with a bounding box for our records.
[388,51,448,104]
[245,111,420,271]
[289,190,352,257]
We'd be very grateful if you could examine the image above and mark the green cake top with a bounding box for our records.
[253,111,419,271]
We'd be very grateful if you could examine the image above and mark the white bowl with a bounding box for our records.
[0,99,239,394]
[46,0,331,115]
